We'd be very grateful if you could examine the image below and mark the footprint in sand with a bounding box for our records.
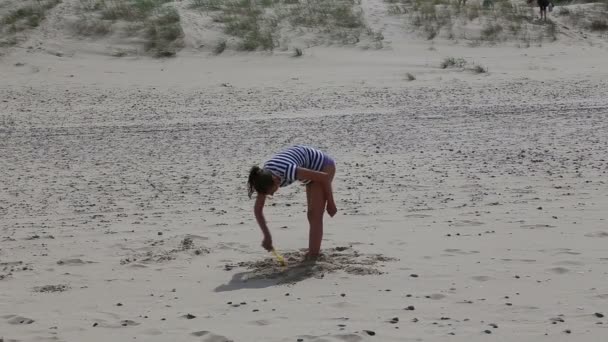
[331,302,358,309]
[249,319,271,326]
[141,328,163,335]
[501,258,537,263]
[585,231,608,238]
[427,293,446,300]
[444,249,480,255]
[451,220,485,227]
[555,251,581,256]
[56,258,93,265]
[3,315,35,325]
[91,318,140,328]
[547,267,570,274]
[120,320,139,327]
[299,333,365,342]
[521,224,555,229]
[405,214,431,218]
[471,276,493,282]
[191,331,233,342]
[554,261,583,266]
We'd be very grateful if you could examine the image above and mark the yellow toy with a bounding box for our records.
[271,248,287,266]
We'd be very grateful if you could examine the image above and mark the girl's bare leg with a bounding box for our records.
[305,164,335,257]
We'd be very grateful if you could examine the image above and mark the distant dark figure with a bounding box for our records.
[538,0,550,21]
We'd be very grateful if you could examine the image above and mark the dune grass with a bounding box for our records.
[98,0,174,20]
[191,0,372,51]
[471,63,487,73]
[440,56,467,69]
[555,3,608,34]
[0,0,62,46]
[292,46,303,56]
[76,0,184,57]
[441,56,488,73]
[143,6,183,57]
[213,38,227,54]
[589,18,607,31]
[386,0,560,45]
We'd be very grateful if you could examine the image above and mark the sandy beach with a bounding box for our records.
[2,0,608,341]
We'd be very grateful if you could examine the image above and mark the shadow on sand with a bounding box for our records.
[214,260,320,292]
[214,246,394,292]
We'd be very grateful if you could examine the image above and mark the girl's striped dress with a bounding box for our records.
[263,145,330,187]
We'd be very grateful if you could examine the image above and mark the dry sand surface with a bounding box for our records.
[2,1,608,341]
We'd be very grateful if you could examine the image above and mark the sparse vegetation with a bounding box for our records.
[440,57,488,74]
[213,39,227,54]
[240,28,274,51]
[72,16,112,36]
[366,27,385,48]
[74,0,184,57]
[481,22,503,42]
[387,0,563,45]
[143,6,184,57]
[2,0,61,27]
[111,48,129,57]
[471,63,487,73]
[190,0,223,11]
[557,4,608,34]
[292,47,303,57]
[424,23,438,40]
[0,0,62,46]
[405,72,416,81]
[440,57,467,69]
[589,19,608,31]
[0,36,18,47]
[545,19,557,41]
[387,4,407,15]
[191,0,374,52]
[557,7,570,16]
[99,0,173,21]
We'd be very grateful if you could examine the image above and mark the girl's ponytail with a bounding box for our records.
[247,165,261,198]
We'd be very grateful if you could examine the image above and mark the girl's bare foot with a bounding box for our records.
[303,252,322,262]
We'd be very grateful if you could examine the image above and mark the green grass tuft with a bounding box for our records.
[213,39,227,54]
[440,57,467,69]
[1,0,62,34]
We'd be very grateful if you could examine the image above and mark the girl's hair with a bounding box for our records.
[247,166,274,198]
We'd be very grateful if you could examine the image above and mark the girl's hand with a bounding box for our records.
[327,202,337,217]
[262,235,273,251]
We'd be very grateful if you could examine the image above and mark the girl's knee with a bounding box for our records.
[307,208,325,222]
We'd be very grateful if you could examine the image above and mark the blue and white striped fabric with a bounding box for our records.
[263,145,327,187]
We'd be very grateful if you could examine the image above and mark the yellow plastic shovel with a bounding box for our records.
[271,248,287,266]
